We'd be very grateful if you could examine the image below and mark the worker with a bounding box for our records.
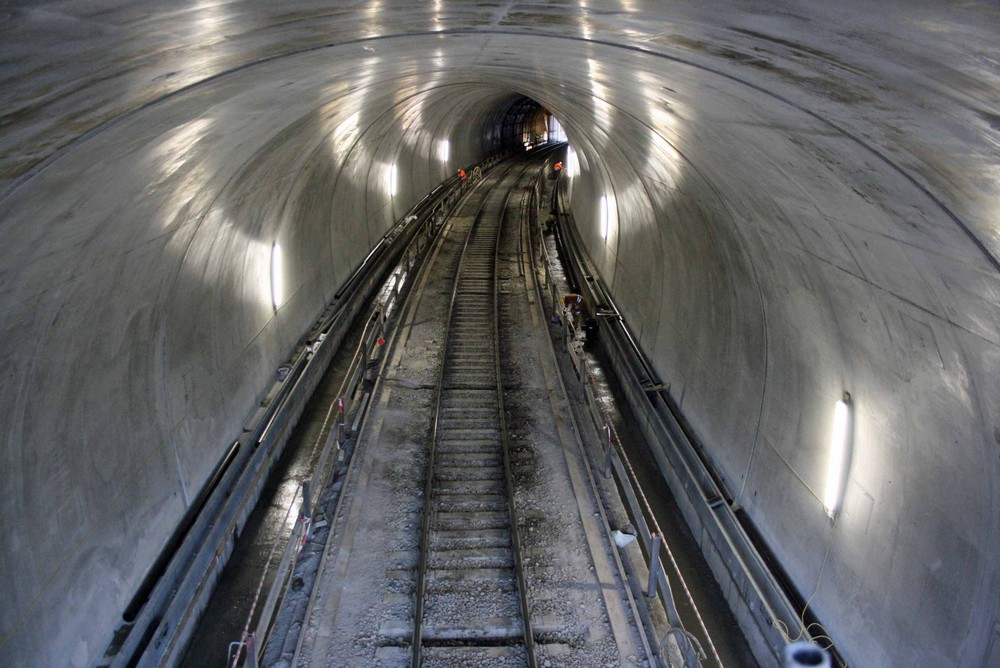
[458,168,467,180]
[553,161,563,172]
[563,293,583,328]
[545,213,556,233]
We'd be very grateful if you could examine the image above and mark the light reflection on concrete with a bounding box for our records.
[566,144,579,178]
[364,0,383,39]
[183,0,234,77]
[431,0,445,30]
[586,57,614,134]
[578,0,594,40]
[151,118,213,181]
[328,110,362,159]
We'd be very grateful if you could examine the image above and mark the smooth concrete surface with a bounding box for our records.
[0,2,998,666]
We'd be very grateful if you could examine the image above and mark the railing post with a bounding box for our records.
[227,641,242,667]
[603,424,614,478]
[301,479,311,525]
[336,396,346,445]
[370,335,385,382]
[245,634,258,668]
[228,634,258,668]
[647,533,662,597]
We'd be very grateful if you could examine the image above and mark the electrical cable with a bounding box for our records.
[771,526,841,658]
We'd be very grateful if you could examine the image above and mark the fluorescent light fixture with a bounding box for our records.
[566,145,577,178]
[823,393,853,519]
[388,164,398,197]
[438,139,450,163]
[600,195,609,239]
[270,242,283,311]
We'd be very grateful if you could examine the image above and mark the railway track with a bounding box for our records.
[409,163,538,666]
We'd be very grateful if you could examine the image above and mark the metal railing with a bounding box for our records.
[581,374,715,668]
[225,151,511,668]
[545,183,817,666]
[528,195,712,668]
[228,305,390,668]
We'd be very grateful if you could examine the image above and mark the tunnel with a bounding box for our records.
[1,2,999,666]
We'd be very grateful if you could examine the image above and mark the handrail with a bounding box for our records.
[582,371,717,668]
[548,184,815,665]
[529,181,710,668]
[232,149,513,668]
[229,306,388,668]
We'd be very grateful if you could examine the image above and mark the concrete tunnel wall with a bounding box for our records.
[0,45,520,664]
[1,2,999,667]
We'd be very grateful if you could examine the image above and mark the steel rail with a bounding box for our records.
[410,157,541,667]
[493,171,538,668]
[411,166,509,666]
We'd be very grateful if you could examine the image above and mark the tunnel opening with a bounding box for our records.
[495,95,568,151]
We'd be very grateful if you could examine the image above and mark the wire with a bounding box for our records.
[230,485,300,668]
[305,309,382,467]
[770,528,844,662]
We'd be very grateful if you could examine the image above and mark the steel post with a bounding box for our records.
[301,479,311,523]
[604,424,614,478]
[246,634,258,668]
[336,396,346,445]
[648,533,662,598]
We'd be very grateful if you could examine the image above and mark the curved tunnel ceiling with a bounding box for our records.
[1,2,999,667]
